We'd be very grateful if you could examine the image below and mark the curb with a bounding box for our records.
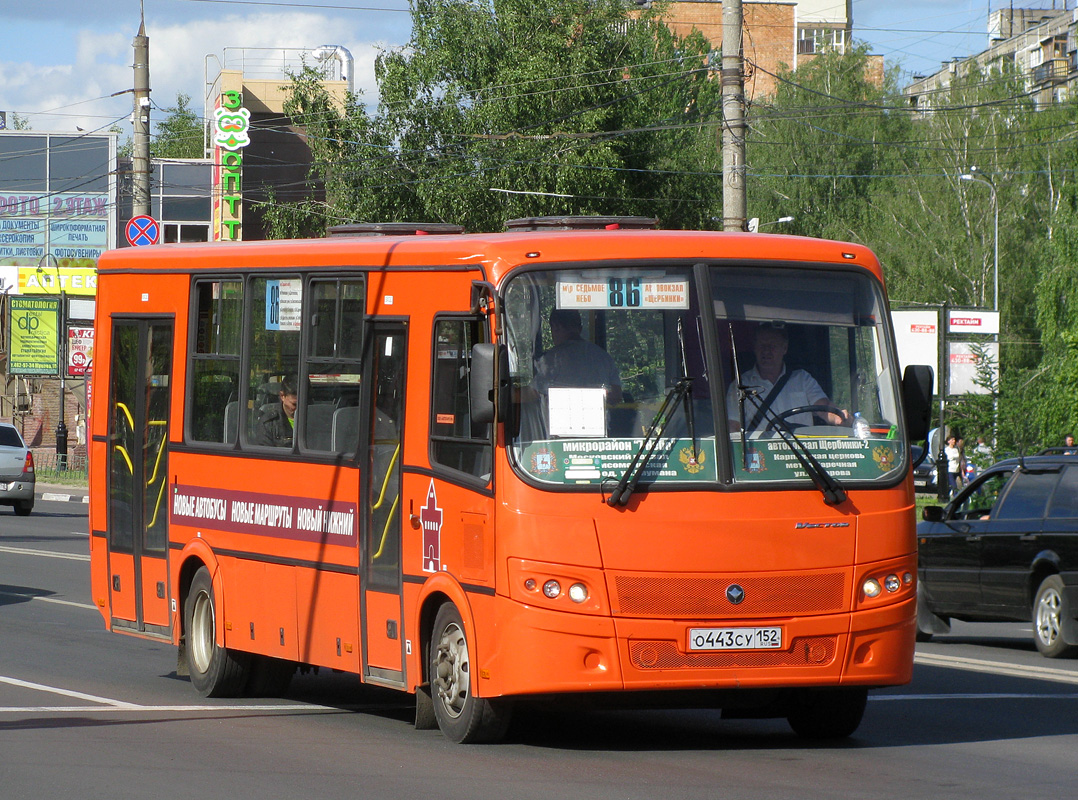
[35,485,90,504]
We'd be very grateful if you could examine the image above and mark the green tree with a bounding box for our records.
[274,0,723,235]
[151,93,205,159]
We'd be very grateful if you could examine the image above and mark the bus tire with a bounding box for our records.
[246,655,295,697]
[429,603,511,743]
[786,687,867,740]
[184,567,250,697]
[1033,575,1078,658]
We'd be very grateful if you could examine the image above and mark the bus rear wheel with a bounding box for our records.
[786,687,867,740]
[429,603,511,743]
[184,567,250,697]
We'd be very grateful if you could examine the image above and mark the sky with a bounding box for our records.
[0,0,1063,135]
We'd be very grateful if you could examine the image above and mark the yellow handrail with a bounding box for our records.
[113,445,133,474]
[370,442,400,511]
[115,402,134,430]
[372,495,400,561]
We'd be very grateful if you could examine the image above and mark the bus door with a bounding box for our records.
[106,318,173,637]
[361,323,406,686]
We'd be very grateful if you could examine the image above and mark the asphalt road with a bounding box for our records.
[3,497,1077,799]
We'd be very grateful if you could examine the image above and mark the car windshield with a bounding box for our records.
[502,263,908,490]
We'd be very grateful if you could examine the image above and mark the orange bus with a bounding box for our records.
[89,217,932,743]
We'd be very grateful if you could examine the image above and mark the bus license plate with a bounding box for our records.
[688,627,783,651]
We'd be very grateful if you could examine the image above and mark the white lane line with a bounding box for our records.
[915,651,1078,685]
[0,676,142,709]
[873,692,1078,701]
[0,544,89,562]
[0,704,336,714]
[0,591,96,610]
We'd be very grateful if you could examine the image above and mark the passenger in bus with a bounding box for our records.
[534,309,623,403]
[726,321,845,433]
[255,376,298,447]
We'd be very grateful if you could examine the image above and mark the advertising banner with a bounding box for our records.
[947,341,999,395]
[948,309,1000,335]
[68,326,94,377]
[891,309,939,394]
[9,296,60,375]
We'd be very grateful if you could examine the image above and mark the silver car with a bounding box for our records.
[0,422,35,516]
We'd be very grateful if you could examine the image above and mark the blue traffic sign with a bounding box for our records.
[126,215,160,246]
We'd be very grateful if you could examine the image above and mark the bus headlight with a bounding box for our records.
[543,580,562,599]
[884,574,901,593]
[862,578,882,598]
[568,583,589,604]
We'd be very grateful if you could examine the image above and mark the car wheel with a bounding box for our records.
[429,602,511,743]
[787,687,868,739]
[1033,575,1078,658]
[184,567,251,696]
[14,500,32,516]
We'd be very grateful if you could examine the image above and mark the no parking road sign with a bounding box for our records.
[126,215,160,246]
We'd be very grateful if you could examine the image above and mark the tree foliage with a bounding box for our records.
[277,0,723,234]
[151,93,205,159]
[270,9,1078,454]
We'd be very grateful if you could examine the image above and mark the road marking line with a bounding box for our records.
[0,676,142,708]
[0,544,89,562]
[0,591,96,610]
[873,692,1078,701]
[0,704,336,714]
[915,651,1078,684]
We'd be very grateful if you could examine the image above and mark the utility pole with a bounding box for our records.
[132,4,151,217]
[721,0,747,231]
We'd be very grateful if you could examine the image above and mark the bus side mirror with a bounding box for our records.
[902,364,933,441]
[470,343,509,424]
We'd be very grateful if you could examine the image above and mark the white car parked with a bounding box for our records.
[0,422,35,516]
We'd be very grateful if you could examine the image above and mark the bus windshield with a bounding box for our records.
[503,263,907,490]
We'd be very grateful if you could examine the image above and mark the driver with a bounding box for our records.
[726,321,845,433]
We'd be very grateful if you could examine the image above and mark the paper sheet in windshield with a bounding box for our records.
[548,387,606,437]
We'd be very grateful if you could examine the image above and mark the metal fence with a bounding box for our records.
[33,451,89,483]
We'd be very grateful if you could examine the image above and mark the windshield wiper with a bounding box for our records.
[726,323,845,505]
[753,404,847,506]
[607,377,692,507]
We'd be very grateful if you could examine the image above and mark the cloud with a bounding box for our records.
[0,9,409,132]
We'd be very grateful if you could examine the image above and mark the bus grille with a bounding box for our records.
[612,572,846,618]
[629,636,837,670]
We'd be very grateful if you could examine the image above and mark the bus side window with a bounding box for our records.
[244,277,301,450]
[188,279,242,445]
[304,277,365,454]
[430,317,491,480]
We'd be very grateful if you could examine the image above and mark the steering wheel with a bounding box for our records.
[765,404,846,431]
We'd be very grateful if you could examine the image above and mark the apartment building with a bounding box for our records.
[905,7,1077,110]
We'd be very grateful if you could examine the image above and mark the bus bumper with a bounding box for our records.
[480,594,915,698]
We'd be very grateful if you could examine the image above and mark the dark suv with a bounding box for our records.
[917,453,1078,658]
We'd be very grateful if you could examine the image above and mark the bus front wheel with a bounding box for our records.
[184,566,250,697]
[786,687,867,739]
[429,603,511,743]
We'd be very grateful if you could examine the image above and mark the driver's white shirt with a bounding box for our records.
[726,364,827,432]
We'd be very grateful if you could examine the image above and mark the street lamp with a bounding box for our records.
[959,166,998,312]
[746,215,794,232]
[959,166,1000,446]
[36,254,67,469]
